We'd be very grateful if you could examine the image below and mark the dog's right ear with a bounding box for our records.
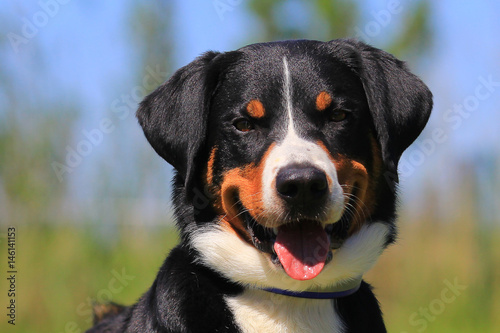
[136,51,222,191]
[327,39,433,180]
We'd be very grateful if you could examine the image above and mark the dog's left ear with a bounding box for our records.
[332,39,433,179]
[137,51,230,195]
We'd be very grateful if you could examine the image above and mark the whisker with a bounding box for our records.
[341,190,372,224]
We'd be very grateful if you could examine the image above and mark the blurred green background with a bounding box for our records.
[1,1,499,332]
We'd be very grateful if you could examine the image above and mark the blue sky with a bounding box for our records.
[2,0,499,223]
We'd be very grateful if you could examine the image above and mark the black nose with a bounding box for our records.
[275,165,329,206]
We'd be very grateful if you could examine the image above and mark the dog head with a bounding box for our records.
[137,39,432,286]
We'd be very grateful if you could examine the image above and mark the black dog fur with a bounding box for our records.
[86,39,432,333]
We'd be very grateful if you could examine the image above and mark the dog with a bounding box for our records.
[87,39,432,333]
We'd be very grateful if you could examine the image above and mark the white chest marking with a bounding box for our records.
[226,289,344,333]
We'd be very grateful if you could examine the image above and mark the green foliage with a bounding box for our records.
[246,0,433,59]
[0,225,179,333]
[387,0,433,60]
[247,0,358,40]
[1,1,498,332]
[367,214,500,333]
[1,218,499,332]
[313,0,358,38]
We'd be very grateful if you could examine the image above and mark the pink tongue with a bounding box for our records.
[274,223,330,281]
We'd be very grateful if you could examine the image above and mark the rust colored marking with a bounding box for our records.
[246,99,266,119]
[316,91,333,111]
[93,303,126,324]
[362,133,383,223]
[218,143,276,243]
[316,141,372,235]
[335,156,371,235]
[206,146,217,186]
[205,146,224,212]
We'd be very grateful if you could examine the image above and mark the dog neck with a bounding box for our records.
[261,276,362,299]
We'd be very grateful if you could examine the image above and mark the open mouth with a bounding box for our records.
[236,200,351,281]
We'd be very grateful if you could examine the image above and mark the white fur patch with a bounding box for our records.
[261,133,345,227]
[190,222,389,332]
[190,222,389,291]
[283,57,294,130]
[226,289,344,333]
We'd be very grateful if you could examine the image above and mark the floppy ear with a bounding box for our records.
[333,39,433,179]
[136,51,221,192]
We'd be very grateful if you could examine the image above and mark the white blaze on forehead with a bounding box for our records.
[259,57,344,226]
[283,57,295,135]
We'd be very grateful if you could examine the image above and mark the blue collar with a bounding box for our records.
[261,277,362,299]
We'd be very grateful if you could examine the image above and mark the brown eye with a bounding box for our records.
[329,110,348,122]
[234,119,254,132]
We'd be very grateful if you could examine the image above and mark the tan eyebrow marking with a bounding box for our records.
[316,91,333,111]
[246,99,266,119]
